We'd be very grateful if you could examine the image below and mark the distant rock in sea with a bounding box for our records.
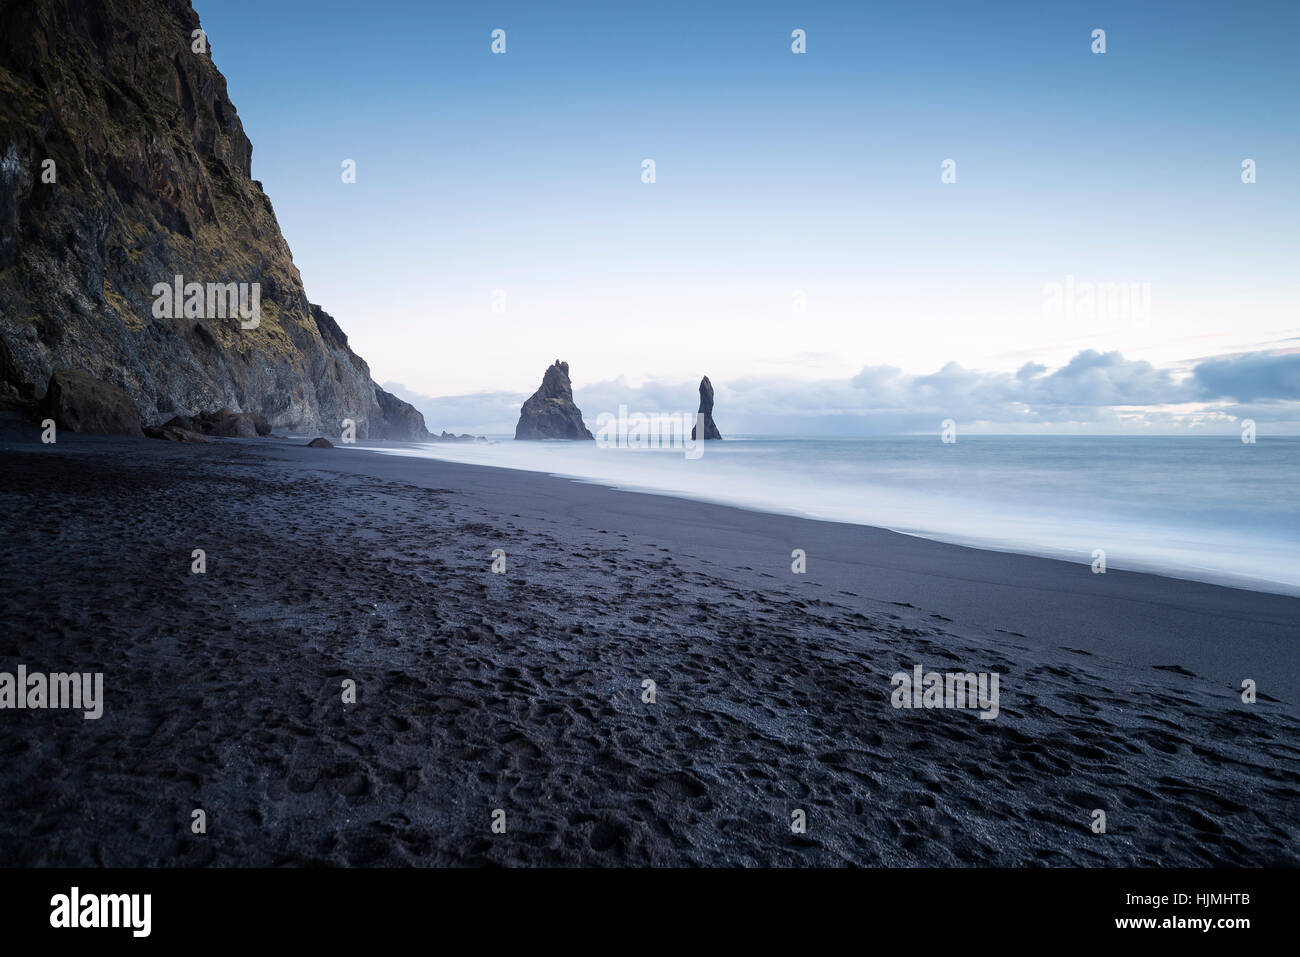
[692,376,723,440]
[307,437,334,448]
[515,360,594,440]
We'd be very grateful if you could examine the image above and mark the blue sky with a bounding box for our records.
[197,0,1299,432]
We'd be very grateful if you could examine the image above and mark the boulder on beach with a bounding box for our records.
[165,410,271,442]
[167,409,270,438]
[143,425,211,443]
[40,369,143,436]
[515,360,594,440]
[691,375,723,440]
[206,411,257,437]
[307,437,334,448]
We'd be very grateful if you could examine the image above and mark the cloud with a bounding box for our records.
[1192,351,1300,402]
[1030,350,1187,406]
[383,382,525,435]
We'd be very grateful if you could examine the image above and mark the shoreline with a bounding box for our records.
[8,426,1300,700]
[354,437,1300,600]
[1,425,1298,865]
[339,438,1300,702]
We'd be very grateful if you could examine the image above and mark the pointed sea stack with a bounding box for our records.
[692,376,723,440]
[515,360,594,440]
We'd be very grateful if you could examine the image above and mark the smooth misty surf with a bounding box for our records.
[360,435,1300,596]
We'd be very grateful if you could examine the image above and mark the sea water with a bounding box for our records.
[360,435,1300,596]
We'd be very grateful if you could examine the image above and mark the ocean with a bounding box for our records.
[360,435,1300,596]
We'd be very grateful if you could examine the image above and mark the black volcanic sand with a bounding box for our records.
[1,423,1297,866]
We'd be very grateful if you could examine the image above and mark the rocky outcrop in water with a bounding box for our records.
[691,375,722,440]
[0,0,429,439]
[515,360,593,440]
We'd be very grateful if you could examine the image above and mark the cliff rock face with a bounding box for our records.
[692,375,722,440]
[515,360,593,440]
[0,0,428,439]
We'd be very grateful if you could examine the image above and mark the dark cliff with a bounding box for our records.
[0,0,428,439]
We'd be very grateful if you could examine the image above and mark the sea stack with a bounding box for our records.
[515,360,594,440]
[692,376,723,440]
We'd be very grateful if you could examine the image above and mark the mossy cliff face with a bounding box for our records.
[0,0,428,439]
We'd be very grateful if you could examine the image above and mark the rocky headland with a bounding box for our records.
[0,0,429,440]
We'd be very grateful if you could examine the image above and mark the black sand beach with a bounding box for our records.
[1,421,1297,866]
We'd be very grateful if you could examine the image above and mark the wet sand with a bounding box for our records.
[1,423,1297,865]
